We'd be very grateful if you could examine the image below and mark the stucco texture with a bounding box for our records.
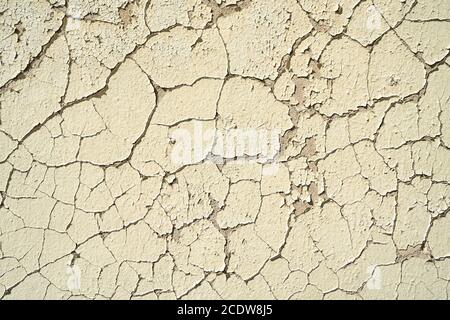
[1,0,450,300]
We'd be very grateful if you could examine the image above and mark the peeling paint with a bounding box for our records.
[0,0,449,300]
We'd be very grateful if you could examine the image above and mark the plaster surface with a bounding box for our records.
[0,0,450,300]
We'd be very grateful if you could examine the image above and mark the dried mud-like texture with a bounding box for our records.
[0,0,450,301]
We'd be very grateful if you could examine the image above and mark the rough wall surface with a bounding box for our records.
[0,0,450,300]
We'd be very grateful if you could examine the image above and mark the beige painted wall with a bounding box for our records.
[0,0,449,300]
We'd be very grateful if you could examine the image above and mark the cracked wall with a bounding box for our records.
[0,0,450,300]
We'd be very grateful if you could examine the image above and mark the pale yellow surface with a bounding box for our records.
[0,0,450,300]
